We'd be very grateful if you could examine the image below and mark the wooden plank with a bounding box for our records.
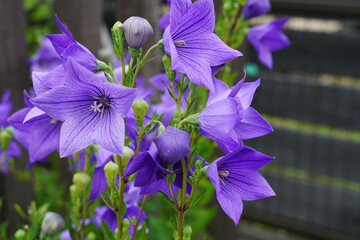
[271,0,360,16]
[0,0,34,233]
[54,0,103,55]
[243,173,360,238]
[250,73,360,131]
[246,128,360,182]
[250,29,360,78]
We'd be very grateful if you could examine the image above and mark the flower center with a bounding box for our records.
[218,170,229,185]
[90,95,112,118]
[174,40,186,46]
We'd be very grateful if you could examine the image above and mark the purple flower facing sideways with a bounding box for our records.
[0,91,12,128]
[243,0,271,19]
[158,0,171,30]
[31,58,136,157]
[198,98,239,148]
[163,0,242,92]
[207,144,275,225]
[248,18,291,70]
[205,71,273,151]
[153,126,190,164]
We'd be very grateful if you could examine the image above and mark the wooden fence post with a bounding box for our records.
[115,0,162,80]
[54,0,103,55]
[0,0,33,234]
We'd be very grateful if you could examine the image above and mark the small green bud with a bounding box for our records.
[122,147,134,166]
[73,172,91,192]
[69,184,77,198]
[95,60,111,72]
[162,55,176,81]
[201,165,209,176]
[132,99,149,127]
[0,126,13,151]
[183,225,192,240]
[104,161,118,188]
[181,113,200,126]
[14,229,26,240]
[157,124,166,135]
[195,159,203,171]
[122,218,130,231]
[158,39,164,51]
[87,232,97,240]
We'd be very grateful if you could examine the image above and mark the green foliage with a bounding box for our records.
[24,0,54,56]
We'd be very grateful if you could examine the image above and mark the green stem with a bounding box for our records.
[120,53,126,85]
[126,57,134,77]
[84,148,91,173]
[131,195,148,240]
[131,43,159,88]
[177,157,188,240]
[114,155,126,240]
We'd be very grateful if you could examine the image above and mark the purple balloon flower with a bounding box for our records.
[243,0,271,19]
[158,0,171,30]
[198,98,239,148]
[163,0,242,92]
[153,126,190,164]
[248,18,291,70]
[31,58,136,157]
[206,72,273,152]
[0,90,12,128]
[207,144,275,225]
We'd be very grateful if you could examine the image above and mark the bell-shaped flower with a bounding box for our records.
[198,98,239,147]
[207,144,275,225]
[206,72,273,152]
[163,0,242,92]
[123,16,153,49]
[153,126,190,164]
[31,58,136,157]
[248,18,291,70]
[243,0,271,19]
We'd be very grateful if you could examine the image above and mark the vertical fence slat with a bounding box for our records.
[0,0,34,234]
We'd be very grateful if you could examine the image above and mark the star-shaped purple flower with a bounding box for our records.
[248,18,291,70]
[163,0,242,92]
[207,144,275,225]
[31,58,136,157]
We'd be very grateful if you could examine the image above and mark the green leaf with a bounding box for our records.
[102,221,116,240]
[13,204,27,219]
[134,222,147,240]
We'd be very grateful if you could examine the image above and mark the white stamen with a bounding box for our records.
[90,101,103,113]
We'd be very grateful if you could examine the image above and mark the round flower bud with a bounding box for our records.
[87,232,97,240]
[41,212,65,235]
[122,16,153,49]
[14,229,26,240]
[73,172,91,192]
[121,147,134,166]
[69,184,78,198]
[157,125,166,135]
[104,161,118,188]
[132,99,148,127]
[153,126,190,164]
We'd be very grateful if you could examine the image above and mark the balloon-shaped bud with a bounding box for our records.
[122,147,134,166]
[0,126,13,151]
[153,126,190,164]
[41,212,65,235]
[243,0,271,19]
[14,229,26,240]
[73,172,91,192]
[132,99,148,127]
[183,225,192,240]
[88,232,97,240]
[104,161,118,188]
[123,16,153,49]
